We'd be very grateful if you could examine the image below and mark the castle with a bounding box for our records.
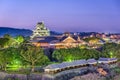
[31,22,50,39]
[30,22,86,49]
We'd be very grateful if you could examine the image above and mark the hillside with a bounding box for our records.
[0,27,32,37]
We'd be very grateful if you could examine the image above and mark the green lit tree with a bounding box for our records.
[0,48,13,71]
[101,43,118,58]
[101,43,120,60]
[0,34,16,48]
[15,35,24,46]
[7,47,22,70]
[20,45,50,72]
[0,47,23,71]
[0,38,9,48]
[53,47,102,62]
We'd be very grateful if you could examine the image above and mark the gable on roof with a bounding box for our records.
[62,36,77,43]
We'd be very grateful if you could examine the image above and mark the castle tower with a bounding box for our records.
[31,22,50,39]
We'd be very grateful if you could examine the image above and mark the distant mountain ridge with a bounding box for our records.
[0,27,62,37]
[0,27,32,37]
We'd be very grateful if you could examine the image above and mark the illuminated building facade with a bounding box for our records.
[31,22,50,39]
[30,35,87,49]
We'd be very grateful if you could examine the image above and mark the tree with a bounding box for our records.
[101,43,118,58]
[20,45,50,72]
[0,38,9,48]
[6,47,22,70]
[53,47,102,62]
[0,48,13,71]
[15,35,24,46]
[81,49,101,59]
[115,44,120,60]
[3,34,11,39]
[0,34,16,48]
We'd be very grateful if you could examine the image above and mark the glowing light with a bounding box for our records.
[110,52,113,58]
[66,55,73,62]
[7,59,22,70]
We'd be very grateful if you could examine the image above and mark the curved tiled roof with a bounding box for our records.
[45,59,87,70]
[45,58,117,70]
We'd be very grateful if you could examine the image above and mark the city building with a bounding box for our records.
[30,35,87,49]
[52,35,87,49]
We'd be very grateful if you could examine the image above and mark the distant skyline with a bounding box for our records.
[0,0,120,32]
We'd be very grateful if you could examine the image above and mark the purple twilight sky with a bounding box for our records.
[0,0,120,32]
